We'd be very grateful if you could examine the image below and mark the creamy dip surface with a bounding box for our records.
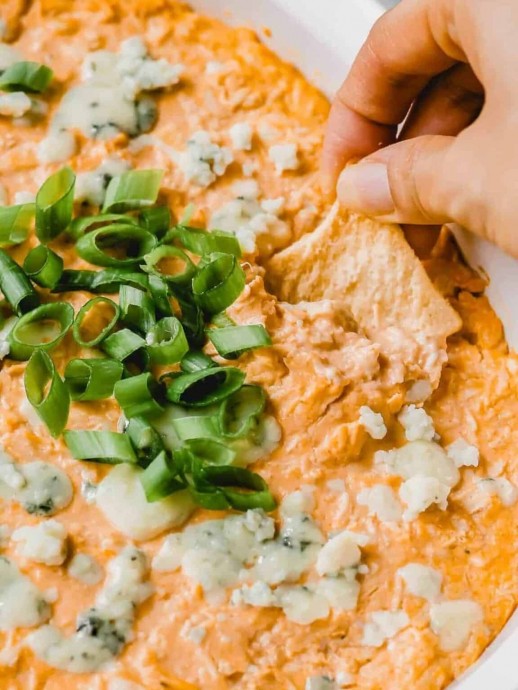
[0,2,516,690]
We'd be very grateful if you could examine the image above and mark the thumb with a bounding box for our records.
[336,134,479,227]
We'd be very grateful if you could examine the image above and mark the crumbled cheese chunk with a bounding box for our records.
[361,610,410,647]
[180,622,207,644]
[478,476,518,506]
[37,130,77,164]
[357,484,402,522]
[399,476,451,521]
[0,316,17,361]
[0,43,22,70]
[205,60,225,75]
[176,130,233,187]
[12,520,68,566]
[316,531,361,576]
[397,563,442,601]
[406,379,433,403]
[430,600,483,651]
[387,440,460,487]
[276,585,330,624]
[68,553,103,585]
[268,143,299,174]
[446,439,480,468]
[0,92,32,118]
[359,406,387,440]
[152,533,183,572]
[75,156,131,206]
[0,557,50,630]
[229,121,253,150]
[231,581,277,608]
[398,405,435,441]
[117,37,184,100]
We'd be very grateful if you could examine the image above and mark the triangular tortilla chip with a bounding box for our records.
[267,203,461,383]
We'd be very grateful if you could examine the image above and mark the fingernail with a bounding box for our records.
[337,162,394,215]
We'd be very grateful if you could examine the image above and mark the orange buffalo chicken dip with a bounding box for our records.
[0,2,516,690]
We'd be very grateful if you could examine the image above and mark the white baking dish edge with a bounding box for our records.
[188,1,518,689]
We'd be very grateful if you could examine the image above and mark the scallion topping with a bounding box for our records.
[64,358,124,401]
[142,245,196,285]
[24,350,69,438]
[164,366,245,407]
[168,225,241,257]
[219,384,266,438]
[0,61,53,93]
[73,297,120,348]
[119,284,155,334]
[192,253,246,314]
[114,372,164,419]
[23,245,64,288]
[146,316,188,365]
[0,249,39,314]
[140,450,185,502]
[64,430,138,464]
[125,415,164,466]
[68,213,139,242]
[102,169,163,212]
[139,206,170,239]
[75,224,157,268]
[0,203,34,247]
[35,167,75,243]
[101,328,149,372]
[208,324,271,359]
[8,302,74,360]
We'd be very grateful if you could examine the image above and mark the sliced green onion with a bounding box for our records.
[101,328,149,372]
[177,295,204,348]
[75,224,157,268]
[184,437,236,466]
[142,245,196,285]
[35,167,75,243]
[140,450,185,502]
[168,226,241,257]
[208,324,271,359]
[211,311,236,328]
[179,203,196,225]
[0,249,39,314]
[0,203,34,247]
[68,213,138,241]
[64,430,137,464]
[165,366,245,407]
[180,350,217,373]
[126,415,164,466]
[200,465,276,511]
[102,169,164,213]
[64,358,123,401]
[114,372,164,419]
[0,61,53,93]
[219,385,266,438]
[192,253,245,314]
[24,350,69,438]
[8,302,74,360]
[146,317,188,365]
[172,415,220,441]
[73,297,120,348]
[91,268,149,293]
[51,269,96,293]
[148,274,173,317]
[23,245,63,288]
[139,206,170,238]
[119,285,155,334]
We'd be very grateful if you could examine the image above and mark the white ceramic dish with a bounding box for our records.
[189,1,517,688]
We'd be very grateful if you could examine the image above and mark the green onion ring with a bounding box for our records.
[51,269,96,293]
[146,316,188,366]
[73,297,120,348]
[23,245,64,289]
[101,328,149,372]
[114,372,164,419]
[24,350,70,438]
[68,212,139,241]
[125,415,165,466]
[0,61,53,93]
[8,301,74,360]
[0,249,39,314]
[219,384,266,438]
[64,429,138,464]
[64,358,124,401]
[172,415,220,441]
[140,450,185,502]
[167,225,241,257]
[102,169,164,213]
[119,284,155,334]
[35,167,75,243]
[142,245,196,285]
[164,366,245,408]
[148,274,173,317]
[139,206,170,239]
[192,253,246,314]
[0,203,34,247]
[201,465,276,511]
[208,324,272,359]
[180,350,217,373]
[75,223,157,268]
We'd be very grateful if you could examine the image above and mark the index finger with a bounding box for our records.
[321,0,468,187]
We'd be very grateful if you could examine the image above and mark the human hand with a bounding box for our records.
[322,0,518,258]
